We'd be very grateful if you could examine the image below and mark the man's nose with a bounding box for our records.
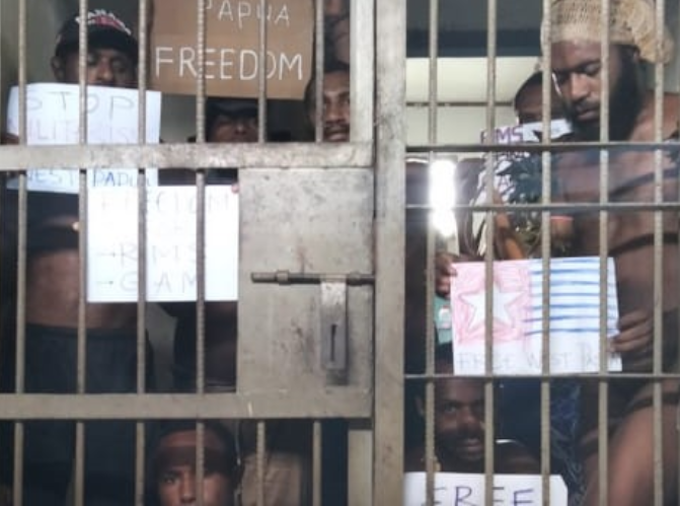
[95,60,115,84]
[324,102,343,123]
[568,73,590,102]
[180,473,197,503]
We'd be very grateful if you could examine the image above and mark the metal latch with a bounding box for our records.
[251,271,374,376]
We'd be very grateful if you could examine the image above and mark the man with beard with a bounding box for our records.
[546,0,680,504]
[304,59,350,142]
[405,344,539,474]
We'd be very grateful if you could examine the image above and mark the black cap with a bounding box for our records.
[55,9,138,63]
[206,97,258,132]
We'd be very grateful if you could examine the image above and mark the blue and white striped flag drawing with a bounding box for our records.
[450,257,621,375]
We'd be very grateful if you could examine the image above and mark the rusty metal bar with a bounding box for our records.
[373,0,406,502]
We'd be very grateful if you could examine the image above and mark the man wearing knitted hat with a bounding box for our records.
[545,0,679,504]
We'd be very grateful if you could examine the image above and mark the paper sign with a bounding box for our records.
[450,257,621,375]
[6,83,161,193]
[403,472,568,506]
[87,186,238,302]
[481,119,572,145]
[150,0,314,99]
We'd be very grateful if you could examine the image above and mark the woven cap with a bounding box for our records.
[543,0,674,64]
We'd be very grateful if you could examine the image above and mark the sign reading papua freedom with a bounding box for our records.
[150,0,314,99]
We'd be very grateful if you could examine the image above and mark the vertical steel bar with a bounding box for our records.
[540,2,553,502]
[12,0,28,502]
[75,1,90,503]
[135,1,150,503]
[484,0,497,500]
[424,0,438,503]
[349,0,374,143]
[313,0,324,142]
[312,420,322,506]
[195,0,207,397]
[597,1,611,505]
[347,422,372,506]
[373,0,405,502]
[195,3,208,506]
[652,1,666,504]
[256,421,266,506]
[258,0,267,143]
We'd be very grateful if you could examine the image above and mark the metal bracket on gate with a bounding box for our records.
[251,271,374,375]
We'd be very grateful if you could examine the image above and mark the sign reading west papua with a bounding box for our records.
[150,0,314,99]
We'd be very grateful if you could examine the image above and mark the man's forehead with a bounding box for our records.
[323,71,350,92]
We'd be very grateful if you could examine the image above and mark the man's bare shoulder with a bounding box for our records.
[634,92,680,141]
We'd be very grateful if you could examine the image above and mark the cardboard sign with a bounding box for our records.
[6,84,161,193]
[450,257,622,375]
[403,473,568,506]
[150,0,313,99]
[87,186,238,302]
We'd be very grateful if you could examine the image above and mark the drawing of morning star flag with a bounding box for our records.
[449,257,622,375]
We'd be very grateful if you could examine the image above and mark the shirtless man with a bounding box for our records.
[1,10,150,505]
[546,0,679,504]
[405,344,539,474]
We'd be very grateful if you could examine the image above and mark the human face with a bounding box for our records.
[208,113,259,143]
[308,70,350,142]
[156,430,234,506]
[433,376,485,469]
[515,83,564,125]
[52,47,136,88]
[551,41,641,140]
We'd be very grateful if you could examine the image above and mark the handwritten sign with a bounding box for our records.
[480,119,571,144]
[87,186,238,302]
[403,473,568,506]
[450,257,622,375]
[6,83,161,193]
[150,0,313,99]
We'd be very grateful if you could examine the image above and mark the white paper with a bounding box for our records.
[87,186,238,302]
[404,472,568,506]
[6,83,161,193]
[450,257,622,375]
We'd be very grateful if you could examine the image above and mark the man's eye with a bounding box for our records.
[552,72,568,86]
[582,64,601,77]
[86,55,98,67]
[111,61,129,74]
[160,472,178,485]
[440,403,458,414]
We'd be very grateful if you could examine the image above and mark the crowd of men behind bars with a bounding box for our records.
[0,0,678,504]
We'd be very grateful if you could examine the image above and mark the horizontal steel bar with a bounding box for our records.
[0,143,373,170]
[0,390,371,420]
[251,271,375,285]
[408,202,680,212]
[405,372,680,381]
[407,141,680,153]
